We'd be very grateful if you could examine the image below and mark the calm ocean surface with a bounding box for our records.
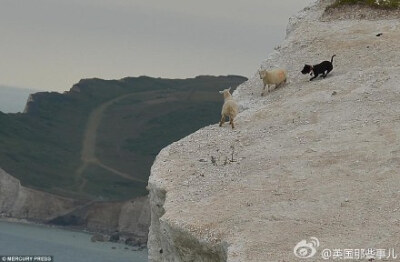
[0,221,147,262]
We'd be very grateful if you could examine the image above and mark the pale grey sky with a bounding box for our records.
[0,0,314,92]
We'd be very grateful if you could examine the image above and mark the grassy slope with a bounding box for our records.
[0,75,247,200]
[328,0,399,9]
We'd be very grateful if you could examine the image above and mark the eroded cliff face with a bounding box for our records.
[148,1,400,261]
[0,167,150,243]
[83,196,150,242]
[0,168,77,220]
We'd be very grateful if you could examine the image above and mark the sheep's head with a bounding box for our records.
[258,70,267,79]
[219,87,232,99]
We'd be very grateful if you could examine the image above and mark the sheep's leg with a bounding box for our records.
[261,84,266,96]
[219,115,225,127]
[230,117,235,129]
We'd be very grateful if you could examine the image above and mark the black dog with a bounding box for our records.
[301,55,336,81]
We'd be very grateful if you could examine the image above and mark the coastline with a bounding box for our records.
[0,220,148,262]
[0,216,147,250]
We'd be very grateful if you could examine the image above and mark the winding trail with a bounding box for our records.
[76,94,147,193]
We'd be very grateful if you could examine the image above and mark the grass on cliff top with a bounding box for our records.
[328,0,399,9]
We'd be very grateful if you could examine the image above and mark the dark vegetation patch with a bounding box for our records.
[324,0,400,20]
[327,0,399,10]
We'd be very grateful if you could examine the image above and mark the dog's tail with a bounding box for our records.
[331,54,336,63]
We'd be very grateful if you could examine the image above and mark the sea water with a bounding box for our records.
[0,221,147,262]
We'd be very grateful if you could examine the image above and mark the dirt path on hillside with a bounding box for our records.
[75,94,148,193]
[76,88,199,193]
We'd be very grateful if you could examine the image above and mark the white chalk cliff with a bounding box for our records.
[0,167,150,242]
[148,0,400,261]
[0,168,77,220]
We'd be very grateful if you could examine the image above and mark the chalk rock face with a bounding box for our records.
[0,167,150,242]
[0,168,76,220]
[148,1,400,261]
[119,196,151,239]
[84,196,151,239]
[0,168,20,212]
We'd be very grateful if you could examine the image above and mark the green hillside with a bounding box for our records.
[0,75,247,201]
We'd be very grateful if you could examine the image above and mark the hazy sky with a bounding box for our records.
[0,0,314,92]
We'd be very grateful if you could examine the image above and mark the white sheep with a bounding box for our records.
[258,68,287,96]
[219,87,238,129]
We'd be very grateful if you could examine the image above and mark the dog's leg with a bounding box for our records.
[325,68,333,77]
[310,74,317,81]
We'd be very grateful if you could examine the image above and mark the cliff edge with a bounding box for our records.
[148,0,400,261]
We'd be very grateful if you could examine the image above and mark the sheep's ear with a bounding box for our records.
[219,90,224,94]
[228,87,231,92]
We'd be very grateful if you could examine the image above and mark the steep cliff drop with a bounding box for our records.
[0,167,150,244]
[0,168,77,220]
[148,1,400,261]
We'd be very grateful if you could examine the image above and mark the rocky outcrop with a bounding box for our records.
[148,1,400,261]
